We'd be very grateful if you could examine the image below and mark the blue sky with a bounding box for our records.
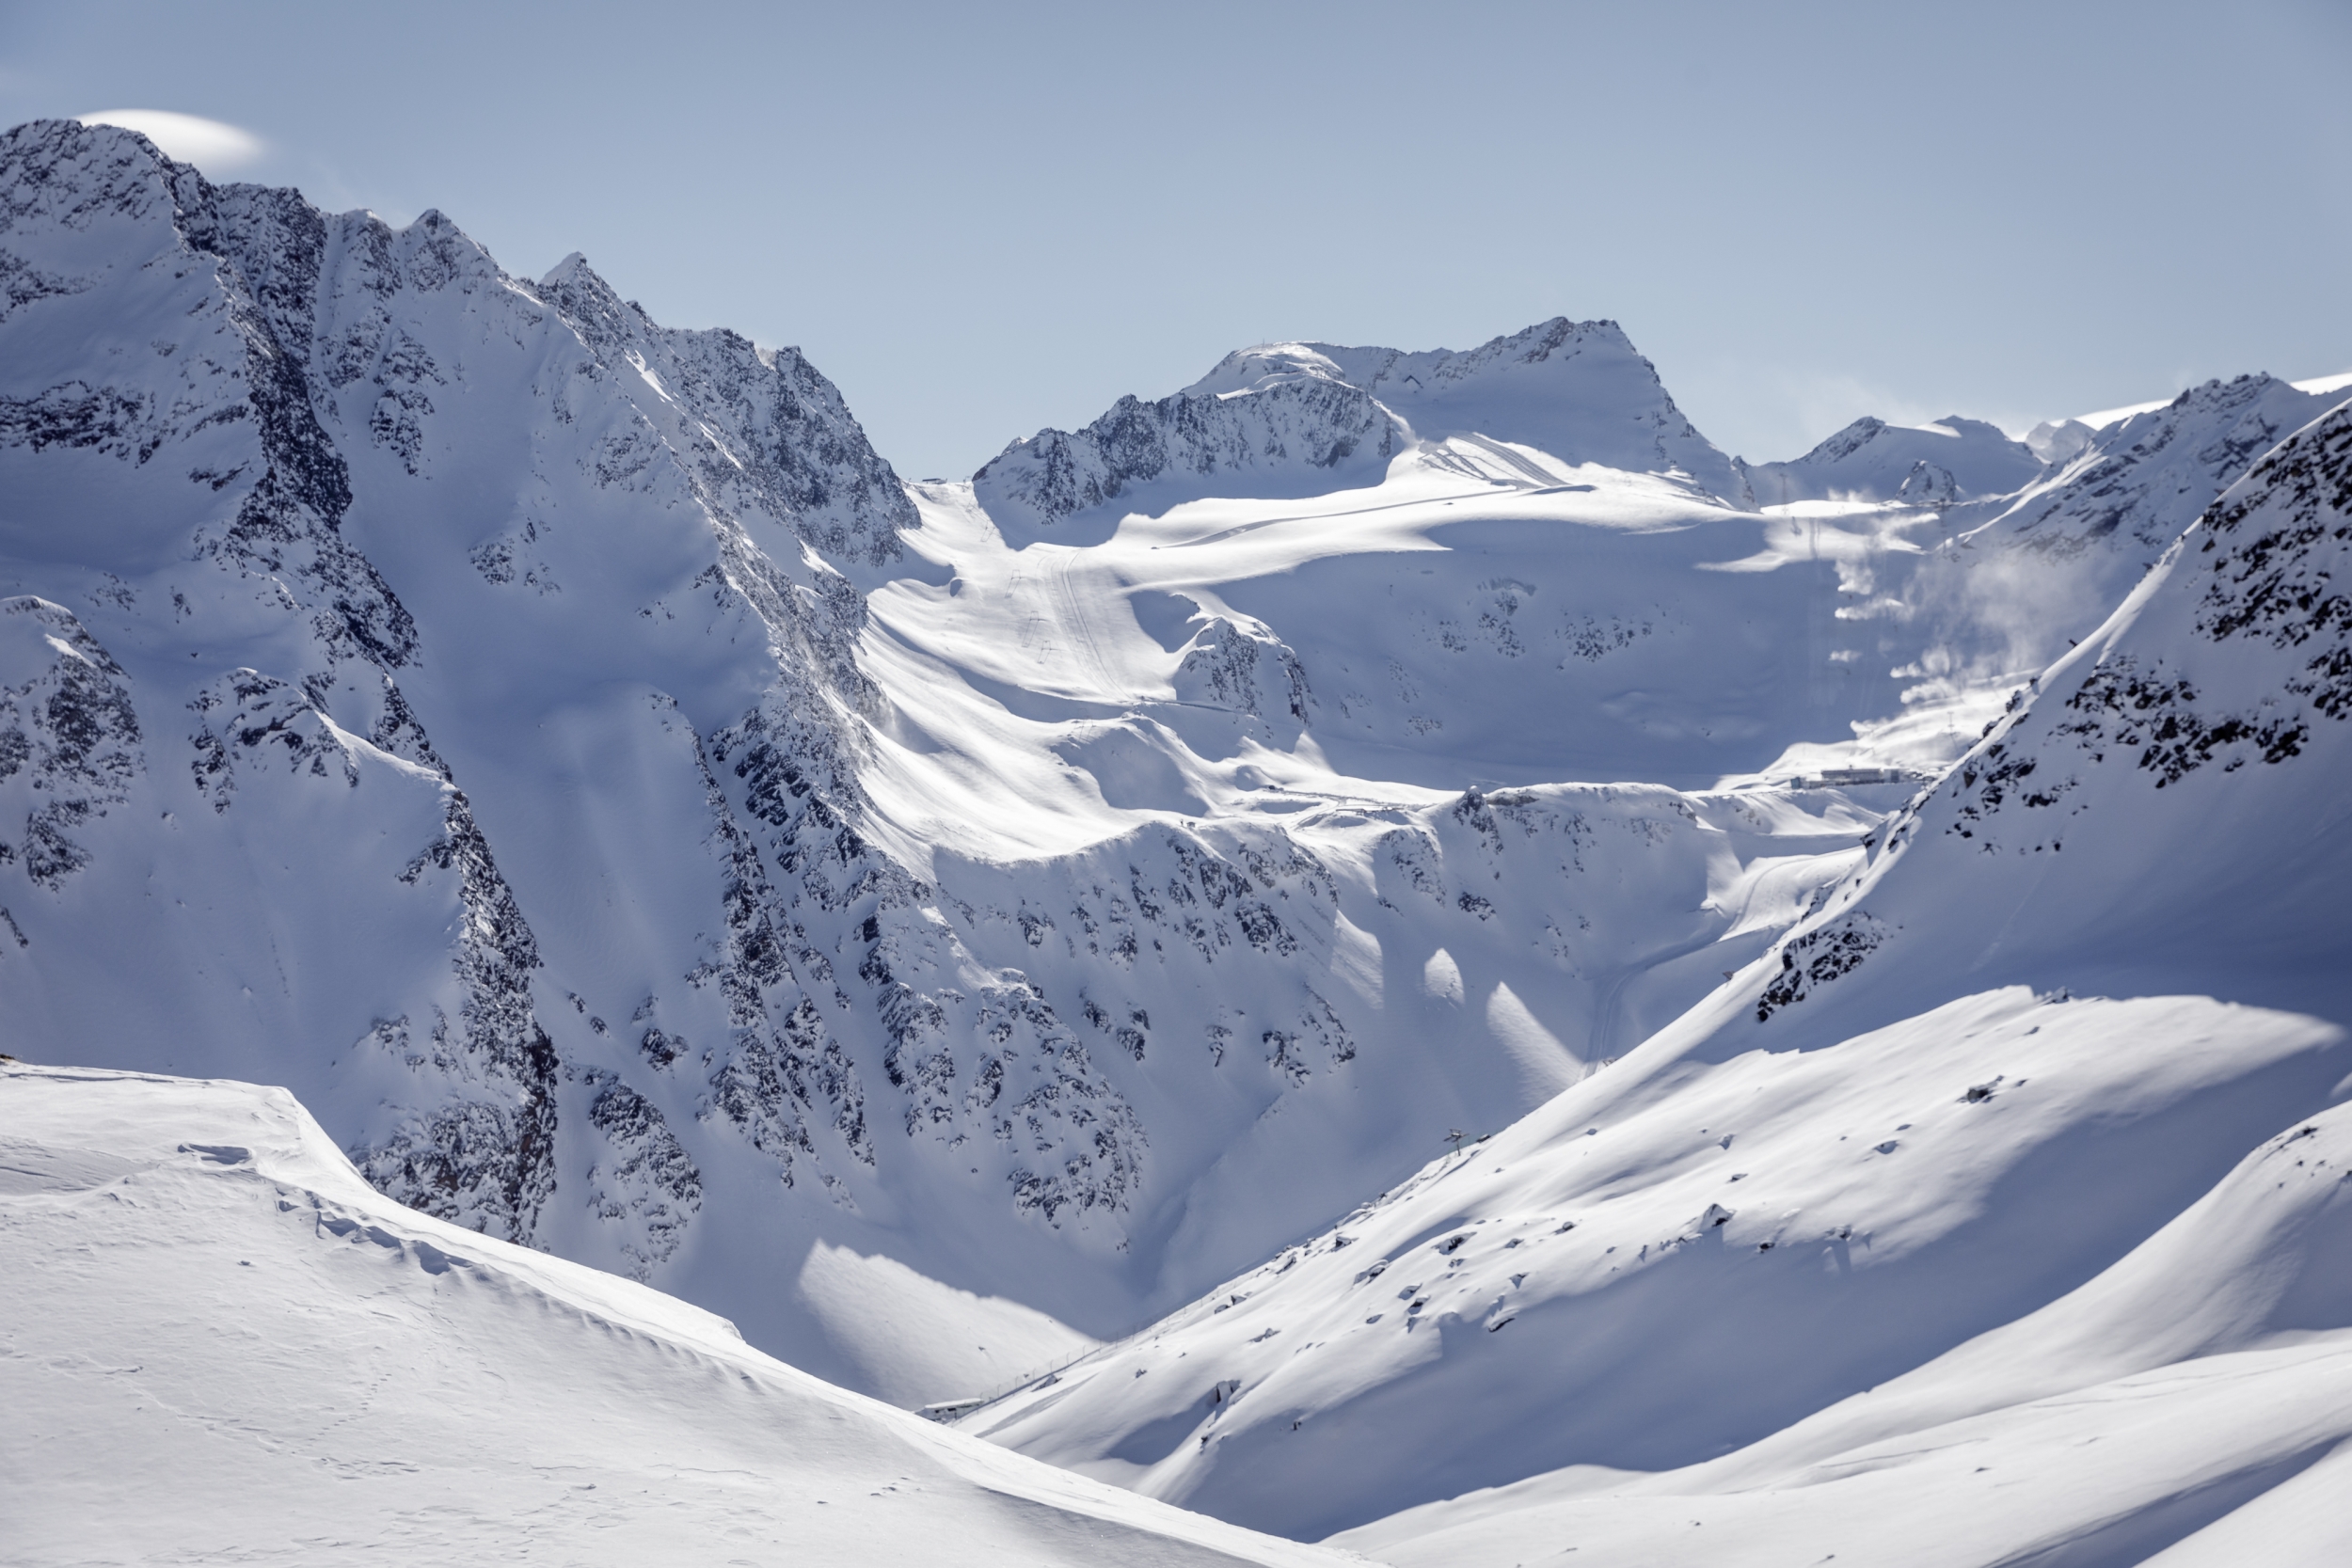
[5,0,2346,478]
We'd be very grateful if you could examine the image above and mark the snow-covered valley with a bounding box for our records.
[4,117,2348,1563]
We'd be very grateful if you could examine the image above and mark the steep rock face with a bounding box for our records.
[1949,373,2334,568]
[0,121,558,1242]
[537,253,914,570]
[1803,393,2352,1011]
[0,120,930,1270]
[1169,614,1314,732]
[1787,374,2345,747]
[0,597,141,896]
[974,373,1404,535]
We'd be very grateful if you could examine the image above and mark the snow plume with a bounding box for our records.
[1893,539,2115,704]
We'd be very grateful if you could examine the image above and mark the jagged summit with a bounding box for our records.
[1973,372,2335,562]
[532,246,914,568]
[972,316,1749,532]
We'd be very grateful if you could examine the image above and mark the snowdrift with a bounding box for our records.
[0,1060,1348,1568]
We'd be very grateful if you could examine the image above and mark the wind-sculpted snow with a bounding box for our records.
[0,1063,1350,1568]
[1342,1097,2352,1568]
[967,989,2348,1539]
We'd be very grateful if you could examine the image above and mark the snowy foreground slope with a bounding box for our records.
[1340,1101,2352,1568]
[966,403,2352,1553]
[0,1060,1350,1568]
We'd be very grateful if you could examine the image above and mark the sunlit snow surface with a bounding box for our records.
[1338,1100,2352,1568]
[0,1062,1347,1568]
[967,402,2352,1555]
[0,118,1919,1402]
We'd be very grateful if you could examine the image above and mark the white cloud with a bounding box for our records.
[77,109,266,173]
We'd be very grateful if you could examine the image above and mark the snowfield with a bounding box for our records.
[1338,1101,2352,1568]
[5,114,2349,1565]
[0,1062,1350,1567]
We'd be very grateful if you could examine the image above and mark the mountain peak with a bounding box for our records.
[976,316,1747,530]
[539,249,594,288]
[1745,410,2041,505]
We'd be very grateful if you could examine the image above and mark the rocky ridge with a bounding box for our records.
[977,317,1749,533]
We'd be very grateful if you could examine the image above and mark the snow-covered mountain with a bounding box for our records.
[1342,1096,2352,1567]
[1739,413,2043,506]
[974,318,1747,538]
[8,111,2347,1566]
[0,119,1871,1400]
[961,399,2352,1544]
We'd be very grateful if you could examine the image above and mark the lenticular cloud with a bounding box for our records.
[78,108,265,172]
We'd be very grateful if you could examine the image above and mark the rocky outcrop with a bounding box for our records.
[975,374,1403,532]
[0,597,141,890]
